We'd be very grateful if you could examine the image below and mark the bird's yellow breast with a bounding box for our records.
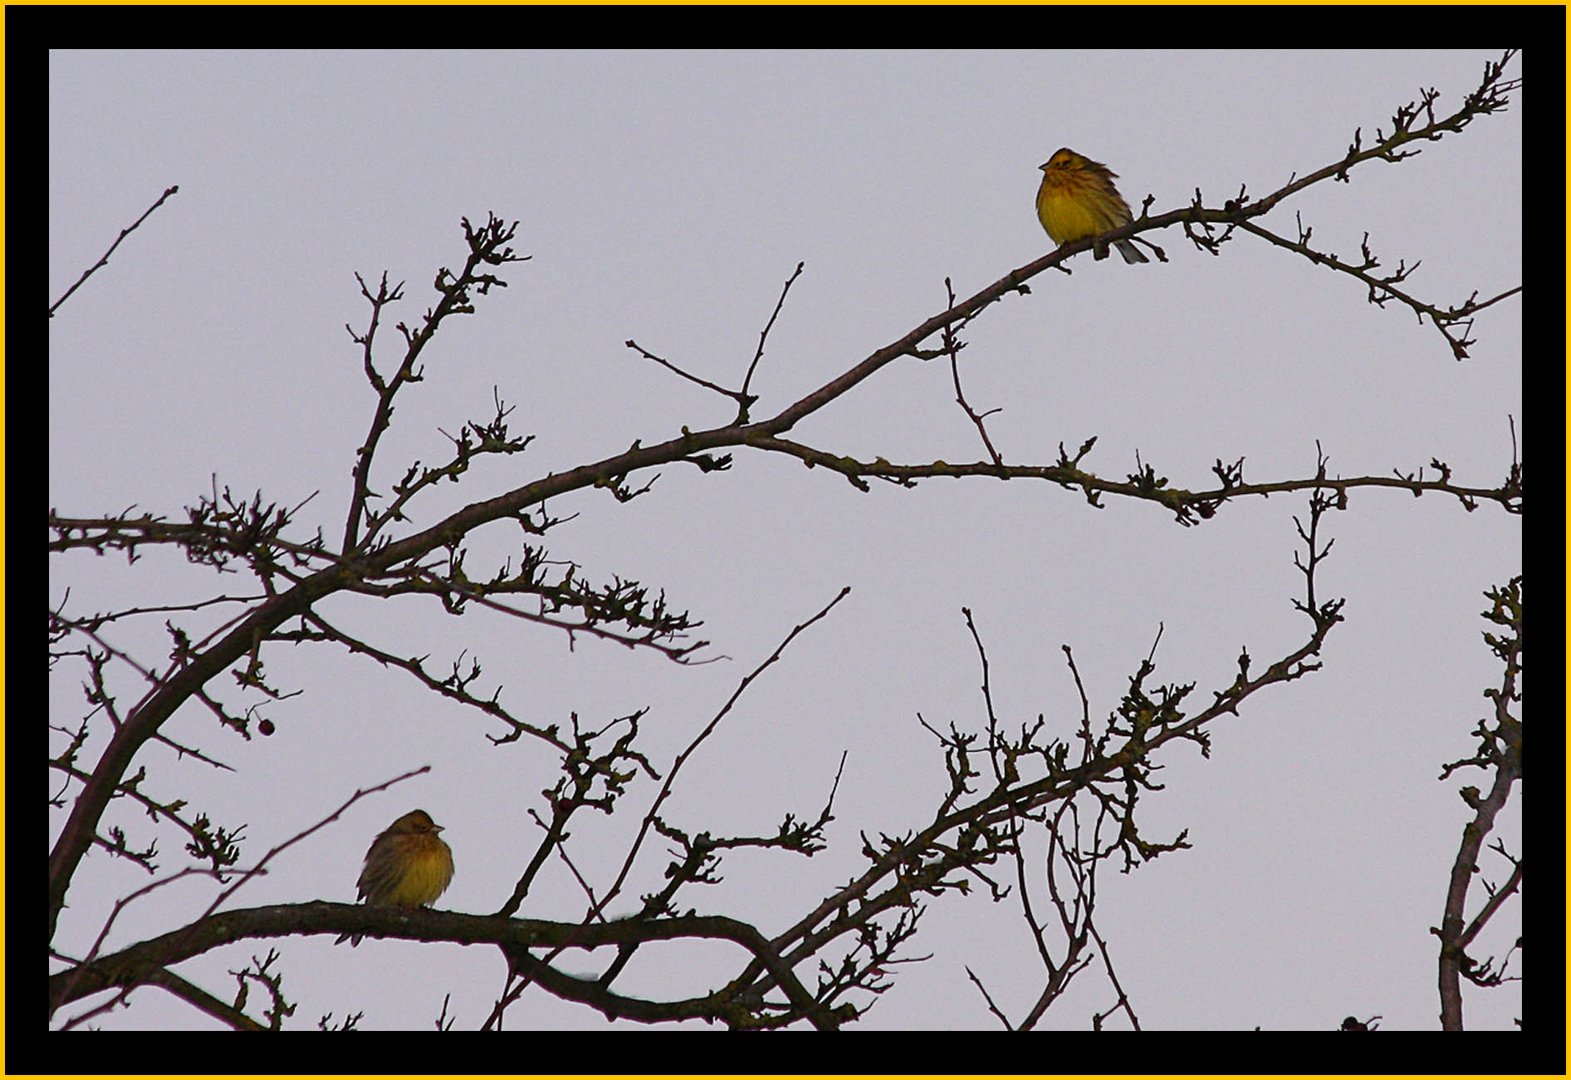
[384,839,455,907]
[1036,183,1108,246]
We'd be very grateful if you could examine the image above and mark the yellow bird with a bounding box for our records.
[336,809,454,946]
[1036,148,1149,264]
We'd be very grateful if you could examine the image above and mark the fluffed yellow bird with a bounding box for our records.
[1036,147,1149,264]
[336,809,454,946]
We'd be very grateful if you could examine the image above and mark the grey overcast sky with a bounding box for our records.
[50,49,1522,1032]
